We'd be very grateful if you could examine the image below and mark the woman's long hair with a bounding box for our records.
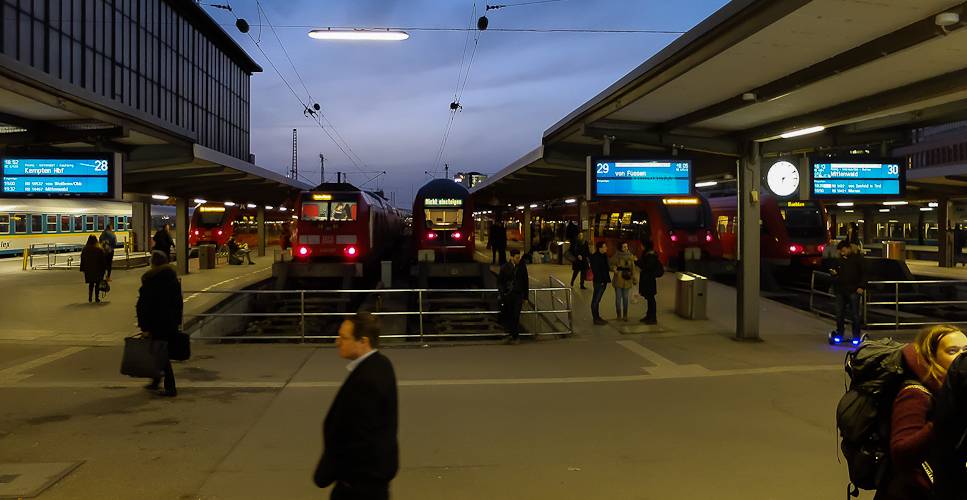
[915,324,964,385]
[85,235,98,247]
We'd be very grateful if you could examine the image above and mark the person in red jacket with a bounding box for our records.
[879,325,967,499]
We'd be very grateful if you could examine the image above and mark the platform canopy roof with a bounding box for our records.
[472,0,967,207]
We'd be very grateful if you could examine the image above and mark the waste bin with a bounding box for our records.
[198,244,216,269]
[674,272,707,320]
[883,241,906,261]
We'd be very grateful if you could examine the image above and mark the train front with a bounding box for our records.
[657,195,722,266]
[293,191,369,262]
[412,180,474,262]
[772,200,829,267]
[189,205,237,247]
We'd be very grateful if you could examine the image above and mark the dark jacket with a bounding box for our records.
[488,224,501,245]
[136,265,183,342]
[492,224,506,247]
[589,251,611,284]
[498,260,529,301]
[570,238,591,271]
[636,251,664,296]
[931,353,967,500]
[829,252,868,297]
[99,229,117,255]
[80,245,106,284]
[315,351,399,489]
[153,228,174,255]
[565,222,578,244]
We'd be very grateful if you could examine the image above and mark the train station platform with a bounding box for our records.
[0,242,895,499]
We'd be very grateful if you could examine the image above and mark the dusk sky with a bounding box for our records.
[203,0,731,206]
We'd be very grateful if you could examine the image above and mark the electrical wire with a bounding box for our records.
[220,25,686,34]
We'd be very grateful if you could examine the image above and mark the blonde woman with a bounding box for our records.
[608,241,637,321]
[879,325,967,499]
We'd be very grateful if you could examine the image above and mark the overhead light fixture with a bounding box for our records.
[742,93,756,101]
[929,202,939,207]
[921,207,934,211]
[247,204,257,208]
[845,210,855,213]
[780,126,825,139]
[309,29,409,41]
[936,12,960,26]
[837,202,854,207]
[565,199,576,204]
[883,201,908,206]
[879,209,890,212]
[529,204,537,208]
[225,201,235,206]
[194,199,207,204]
[265,206,274,210]
[152,194,169,200]
[695,181,717,188]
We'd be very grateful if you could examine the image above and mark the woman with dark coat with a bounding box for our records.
[635,239,664,324]
[80,235,106,303]
[137,251,184,397]
[152,224,174,257]
[569,231,591,289]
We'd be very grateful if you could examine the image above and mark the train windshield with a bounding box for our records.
[425,208,463,230]
[301,195,358,222]
[782,207,825,238]
[664,204,705,230]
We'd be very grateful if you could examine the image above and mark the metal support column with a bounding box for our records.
[939,197,952,267]
[862,209,874,248]
[257,205,266,257]
[736,144,761,340]
[523,205,532,255]
[175,197,189,275]
[579,197,590,233]
[131,201,151,252]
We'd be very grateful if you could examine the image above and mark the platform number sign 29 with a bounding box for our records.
[596,163,609,174]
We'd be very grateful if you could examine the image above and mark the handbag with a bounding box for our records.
[587,268,594,281]
[167,332,191,361]
[120,336,168,378]
[619,267,633,281]
[563,250,577,263]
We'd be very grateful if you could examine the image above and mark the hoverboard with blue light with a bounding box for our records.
[828,330,869,346]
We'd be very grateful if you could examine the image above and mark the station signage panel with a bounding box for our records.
[809,158,904,199]
[1,153,120,199]
[587,156,693,200]
[425,198,464,207]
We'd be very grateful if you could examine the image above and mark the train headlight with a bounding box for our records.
[452,231,462,240]
[670,235,678,242]
[427,232,437,240]
[345,246,357,257]
[818,244,825,252]
[705,234,712,242]
[298,246,309,256]
[193,230,200,236]
[217,229,223,236]
[789,244,803,253]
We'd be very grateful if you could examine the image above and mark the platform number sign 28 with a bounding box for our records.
[94,159,109,171]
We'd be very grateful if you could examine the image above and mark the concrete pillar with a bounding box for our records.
[862,209,874,247]
[523,206,532,254]
[131,201,151,252]
[175,197,189,275]
[257,206,266,257]
[736,143,761,341]
[939,197,951,267]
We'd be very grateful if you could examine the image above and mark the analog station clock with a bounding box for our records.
[767,160,800,197]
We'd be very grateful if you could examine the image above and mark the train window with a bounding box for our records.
[73,215,83,232]
[424,207,462,229]
[196,209,230,226]
[781,207,825,238]
[31,215,43,233]
[617,212,636,240]
[13,214,26,234]
[61,215,71,232]
[85,216,94,232]
[302,202,330,221]
[125,216,132,231]
[0,215,8,234]
[717,216,729,235]
[332,202,357,221]
[96,215,106,231]
[664,203,705,230]
[47,215,57,233]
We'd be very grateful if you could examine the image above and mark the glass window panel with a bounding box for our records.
[31,214,43,233]
[0,214,8,233]
[301,202,328,221]
[61,215,70,232]
[14,214,27,233]
[3,6,17,58]
[19,12,31,62]
[96,215,105,231]
[85,215,94,231]
[73,215,83,232]
[423,207,460,229]
[33,20,44,68]
[47,215,57,232]
[49,30,59,78]
[125,216,132,231]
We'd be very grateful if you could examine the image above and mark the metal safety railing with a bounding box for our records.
[182,283,573,342]
[26,238,150,270]
[809,270,967,330]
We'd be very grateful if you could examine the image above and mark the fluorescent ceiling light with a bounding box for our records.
[883,201,908,206]
[836,202,854,207]
[309,29,409,41]
[879,209,890,212]
[529,204,538,208]
[565,199,576,203]
[921,207,934,211]
[780,126,825,139]
[845,210,854,213]
[225,201,235,206]
[265,206,274,210]
[152,194,169,200]
[695,181,717,188]
[929,202,939,207]
[194,199,207,204]
[247,204,257,208]
[858,219,865,223]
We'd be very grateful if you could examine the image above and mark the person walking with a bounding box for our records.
[636,239,664,324]
[497,249,530,345]
[565,221,578,245]
[828,239,869,341]
[137,251,183,397]
[954,225,965,267]
[876,325,967,500]
[152,224,174,258]
[488,220,501,264]
[589,241,610,325]
[609,241,637,321]
[99,223,118,281]
[80,235,106,303]
[494,221,507,265]
[314,311,399,500]
[569,231,591,289]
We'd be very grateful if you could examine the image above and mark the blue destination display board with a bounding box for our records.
[810,158,904,199]
[1,156,115,198]
[589,157,693,199]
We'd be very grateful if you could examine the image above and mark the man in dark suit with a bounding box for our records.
[314,312,399,500]
[497,249,530,345]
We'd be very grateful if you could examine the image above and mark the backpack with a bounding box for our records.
[836,339,913,495]
[931,354,967,500]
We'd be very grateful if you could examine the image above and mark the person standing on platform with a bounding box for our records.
[99,223,117,282]
[954,224,966,266]
[828,239,868,341]
[589,241,611,325]
[569,231,591,289]
[80,235,106,303]
[280,222,292,251]
[609,241,637,321]
[497,249,530,345]
[227,235,255,265]
[565,221,578,246]
[314,312,399,500]
[137,251,183,397]
[488,220,501,264]
[847,222,863,254]
[152,224,174,258]
[636,239,663,324]
[494,221,508,265]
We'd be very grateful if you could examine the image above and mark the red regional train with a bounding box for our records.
[412,179,475,262]
[708,192,829,267]
[292,183,402,263]
[188,204,288,248]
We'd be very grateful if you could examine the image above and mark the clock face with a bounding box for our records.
[767,161,800,197]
